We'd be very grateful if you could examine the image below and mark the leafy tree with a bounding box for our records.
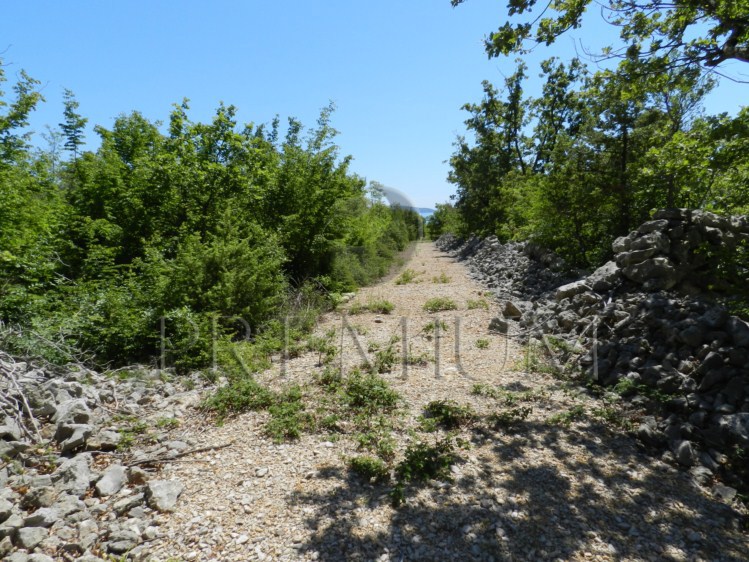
[59,89,87,159]
[451,0,749,71]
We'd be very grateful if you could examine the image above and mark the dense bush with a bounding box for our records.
[0,60,420,369]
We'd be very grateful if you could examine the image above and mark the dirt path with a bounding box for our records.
[149,242,748,562]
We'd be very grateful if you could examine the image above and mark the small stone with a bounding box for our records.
[488,317,508,333]
[0,536,12,557]
[0,498,13,521]
[95,465,127,497]
[145,480,183,512]
[113,493,144,515]
[502,301,522,319]
[237,534,249,544]
[23,507,59,528]
[712,483,737,503]
[127,466,149,486]
[52,399,91,425]
[53,454,92,497]
[255,467,269,477]
[17,526,48,549]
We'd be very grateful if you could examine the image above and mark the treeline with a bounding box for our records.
[437,56,749,267]
[0,63,420,369]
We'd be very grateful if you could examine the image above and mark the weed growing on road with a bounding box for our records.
[349,455,390,483]
[548,405,586,426]
[432,272,451,284]
[488,406,532,429]
[475,338,489,349]
[395,269,419,285]
[423,297,458,313]
[421,400,476,431]
[349,298,395,315]
[391,436,462,506]
[467,298,489,310]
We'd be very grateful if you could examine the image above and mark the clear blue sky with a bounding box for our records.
[2,0,746,208]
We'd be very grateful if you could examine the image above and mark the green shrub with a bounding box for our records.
[349,298,395,315]
[343,370,400,412]
[475,339,489,349]
[391,436,461,506]
[432,272,451,284]
[422,320,448,334]
[202,376,275,417]
[421,400,475,430]
[466,298,489,310]
[395,269,419,285]
[423,297,458,313]
[488,406,532,428]
[349,455,390,483]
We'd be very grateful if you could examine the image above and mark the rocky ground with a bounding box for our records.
[2,240,748,561]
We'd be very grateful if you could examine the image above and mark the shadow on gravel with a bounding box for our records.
[294,420,748,561]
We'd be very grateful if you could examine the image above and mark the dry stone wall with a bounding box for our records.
[437,208,749,498]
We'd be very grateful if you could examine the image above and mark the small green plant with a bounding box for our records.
[391,436,462,506]
[355,428,397,462]
[488,406,532,428]
[349,298,395,315]
[475,338,489,349]
[395,269,419,285]
[265,386,311,442]
[343,370,400,412]
[155,417,180,430]
[471,383,502,399]
[421,400,475,430]
[423,297,458,313]
[406,349,431,366]
[349,455,390,483]
[307,329,337,365]
[591,406,634,430]
[466,298,489,310]
[316,366,343,391]
[423,319,448,334]
[432,272,451,284]
[548,405,586,426]
[203,377,275,416]
[372,343,397,373]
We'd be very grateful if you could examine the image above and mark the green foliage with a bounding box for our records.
[466,298,489,310]
[343,370,400,413]
[547,405,586,427]
[395,268,419,285]
[488,406,532,428]
[426,203,464,239]
[446,49,749,269]
[202,376,275,417]
[431,272,451,284]
[421,400,475,430]
[0,62,418,370]
[422,319,448,334]
[475,338,489,349]
[348,298,395,315]
[423,297,458,313]
[391,436,461,506]
[454,0,749,72]
[348,455,390,483]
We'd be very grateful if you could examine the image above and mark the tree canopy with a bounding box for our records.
[452,0,749,72]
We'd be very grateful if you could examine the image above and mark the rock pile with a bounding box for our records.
[437,208,749,499]
[0,352,206,561]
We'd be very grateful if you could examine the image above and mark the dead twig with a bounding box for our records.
[126,440,235,467]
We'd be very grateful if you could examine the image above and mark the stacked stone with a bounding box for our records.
[436,208,749,496]
[0,360,204,561]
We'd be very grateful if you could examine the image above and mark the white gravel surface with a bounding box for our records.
[147,242,749,562]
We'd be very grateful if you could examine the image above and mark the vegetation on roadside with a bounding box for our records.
[423,297,458,313]
[0,62,420,372]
